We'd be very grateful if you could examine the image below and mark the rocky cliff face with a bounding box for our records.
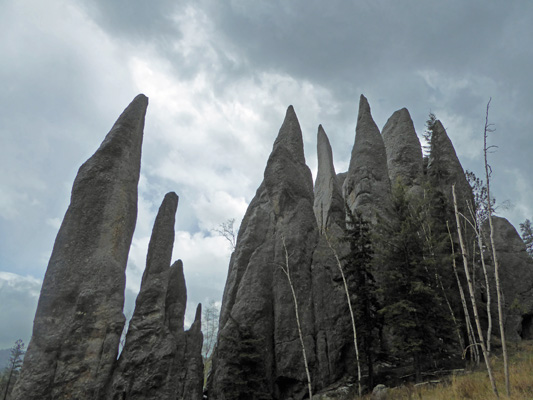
[209,106,319,399]
[13,96,204,400]
[12,95,148,400]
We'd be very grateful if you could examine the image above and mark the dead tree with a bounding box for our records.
[280,236,313,399]
[325,231,363,397]
[453,185,498,397]
[483,98,510,396]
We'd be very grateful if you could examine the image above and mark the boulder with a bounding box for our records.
[343,95,391,224]
[11,94,148,400]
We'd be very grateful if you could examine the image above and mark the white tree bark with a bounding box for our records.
[325,232,363,397]
[453,185,498,397]
[280,237,313,399]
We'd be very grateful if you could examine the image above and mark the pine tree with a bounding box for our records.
[377,182,454,381]
[342,207,380,390]
[1,340,25,400]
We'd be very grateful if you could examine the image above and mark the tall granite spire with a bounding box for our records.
[12,95,148,400]
[209,106,318,399]
[382,108,424,192]
[427,120,473,206]
[343,95,391,223]
[314,125,344,233]
[107,192,180,399]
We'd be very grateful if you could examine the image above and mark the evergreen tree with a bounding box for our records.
[1,340,25,400]
[377,182,454,381]
[342,206,380,390]
[218,319,269,400]
[520,219,533,258]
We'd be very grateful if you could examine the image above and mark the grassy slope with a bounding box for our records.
[361,341,533,400]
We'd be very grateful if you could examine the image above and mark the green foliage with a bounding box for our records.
[376,182,456,380]
[1,339,25,400]
[342,205,380,388]
[520,219,533,258]
[465,170,495,226]
[218,321,269,400]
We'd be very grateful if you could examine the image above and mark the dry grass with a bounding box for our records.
[359,341,533,399]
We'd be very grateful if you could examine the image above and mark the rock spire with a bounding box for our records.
[12,94,148,400]
[209,106,318,399]
[427,120,473,206]
[314,125,345,233]
[343,95,391,223]
[106,192,190,399]
[382,108,423,191]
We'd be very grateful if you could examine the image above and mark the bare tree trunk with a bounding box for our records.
[446,221,479,365]
[463,201,493,355]
[280,237,313,399]
[325,232,363,397]
[483,98,510,396]
[453,185,498,397]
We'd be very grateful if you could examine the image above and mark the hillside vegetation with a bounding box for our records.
[361,341,533,399]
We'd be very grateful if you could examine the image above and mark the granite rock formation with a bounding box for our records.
[382,108,424,195]
[12,95,148,400]
[312,126,353,388]
[343,95,391,223]
[427,120,473,206]
[13,96,204,400]
[107,192,203,399]
[484,216,533,342]
[314,125,345,234]
[209,106,319,399]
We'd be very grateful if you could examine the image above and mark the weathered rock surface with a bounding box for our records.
[12,95,148,400]
[107,192,181,399]
[314,125,345,233]
[312,126,354,389]
[484,216,533,342]
[343,95,391,223]
[209,106,319,399]
[382,108,423,193]
[427,120,473,206]
[181,304,205,399]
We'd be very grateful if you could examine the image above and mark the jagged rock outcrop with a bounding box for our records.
[12,95,148,400]
[209,106,319,399]
[483,216,533,342]
[427,120,473,206]
[107,192,203,399]
[343,95,391,223]
[314,125,345,233]
[382,108,424,195]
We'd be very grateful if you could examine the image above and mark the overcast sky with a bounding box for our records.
[1,0,532,349]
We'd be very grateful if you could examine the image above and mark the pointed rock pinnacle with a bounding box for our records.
[314,125,344,233]
[382,108,423,188]
[343,95,391,223]
[12,94,148,400]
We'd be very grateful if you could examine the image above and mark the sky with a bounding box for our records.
[0,0,532,349]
